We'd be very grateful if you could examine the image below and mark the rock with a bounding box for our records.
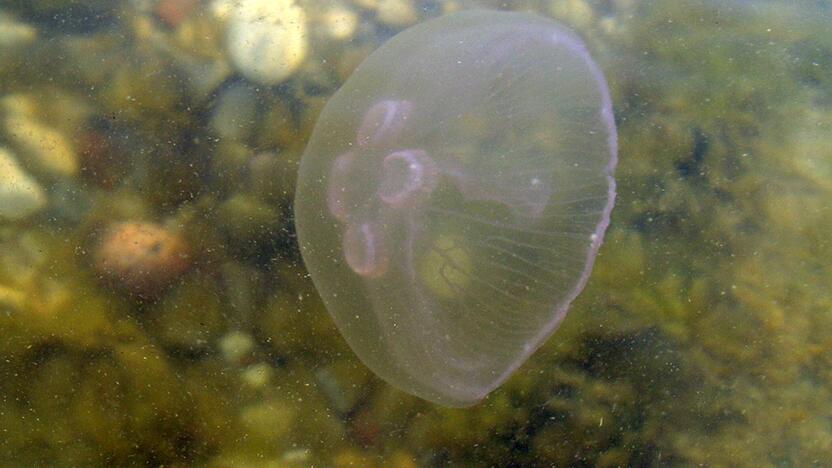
[0,284,26,312]
[0,12,37,50]
[0,147,46,220]
[788,109,832,193]
[314,362,374,415]
[376,0,417,27]
[240,362,274,390]
[4,115,78,178]
[171,55,233,101]
[218,330,255,365]
[351,0,379,12]
[9,0,120,34]
[239,399,296,443]
[92,221,191,297]
[319,3,359,41]
[209,81,259,142]
[225,0,309,85]
[248,151,296,201]
[147,274,226,350]
[154,0,199,28]
[209,0,234,20]
[215,193,282,249]
[549,0,595,29]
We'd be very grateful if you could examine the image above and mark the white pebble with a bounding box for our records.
[225,0,309,85]
[0,147,46,220]
[321,4,359,41]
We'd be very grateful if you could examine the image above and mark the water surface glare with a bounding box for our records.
[294,9,618,407]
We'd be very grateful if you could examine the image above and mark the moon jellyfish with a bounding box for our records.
[294,10,617,407]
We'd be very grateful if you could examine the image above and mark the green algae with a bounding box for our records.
[0,0,830,465]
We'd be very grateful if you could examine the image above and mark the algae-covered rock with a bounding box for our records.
[146,273,227,351]
[256,266,350,364]
[210,81,259,142]
[215,193,283,255]
[314,360,376,416]
[240,362,274,390]
[218,329,256,366]
[239,398,297,446]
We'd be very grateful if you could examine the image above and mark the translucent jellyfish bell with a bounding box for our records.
[294,10,617,407]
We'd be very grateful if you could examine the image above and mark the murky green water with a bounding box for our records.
[0,0,830,466]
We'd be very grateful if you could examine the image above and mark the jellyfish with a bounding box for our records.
[294,10,617,407]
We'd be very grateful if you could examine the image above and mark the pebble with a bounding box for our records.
[209,81,258,141]
[92,221,191,297]
[351,0,379,12]
[376,0,418,27]
[239,399,296,442]
[549,0,595,29]
[240,362,273,389]
[0,284,26,311]
[320,3,360,41]
[218,330,255,365]
[154,0,199,28]
[0,147,46,220]
[209,0,234,20]
[4,115,78,179]
[0,12,37,49]
[215,193,282,248]
[280,449,311,463]
[224,0,309,85]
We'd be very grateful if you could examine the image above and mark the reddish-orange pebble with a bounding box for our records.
[154,0,199,28]
[93,221,191,297]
